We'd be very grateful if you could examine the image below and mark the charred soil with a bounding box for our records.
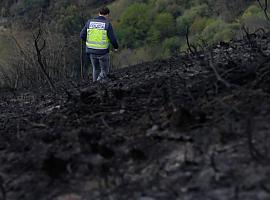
[1,33,270,200]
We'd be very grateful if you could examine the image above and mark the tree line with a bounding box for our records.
[111,0,270,66]
[0,0,269,89]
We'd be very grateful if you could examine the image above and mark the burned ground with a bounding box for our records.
[1,33,270,200]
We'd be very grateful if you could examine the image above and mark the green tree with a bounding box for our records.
[146,27,161,44]
[241,5,262,21]
[201,19,225,41]
[190,17,214,34]
[18,0,49,16]
[201,20,238,44]
[176,4,209,35]
[118,3,151,48]
[56,5,81,35]
[162,36,181,58]
[153,12,175,39]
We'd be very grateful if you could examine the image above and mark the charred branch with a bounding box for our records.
[33,27,56,92]
[257,0,270,21]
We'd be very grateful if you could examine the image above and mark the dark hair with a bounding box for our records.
[99,7,110,15]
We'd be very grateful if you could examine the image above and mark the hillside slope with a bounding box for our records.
[1,32,270,200]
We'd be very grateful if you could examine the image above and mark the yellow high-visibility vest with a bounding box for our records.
[86,21,110,49]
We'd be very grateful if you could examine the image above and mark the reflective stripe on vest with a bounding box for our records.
[86,21,110,50]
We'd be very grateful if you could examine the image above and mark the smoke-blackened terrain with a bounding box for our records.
[1,32,270,200]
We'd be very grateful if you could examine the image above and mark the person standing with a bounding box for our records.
[80,6,118,82]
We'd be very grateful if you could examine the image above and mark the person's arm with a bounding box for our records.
[80,21,88,42]
[107,23,119,50]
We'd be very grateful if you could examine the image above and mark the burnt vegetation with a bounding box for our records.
[1,28,270,199]
[1,1,270,200]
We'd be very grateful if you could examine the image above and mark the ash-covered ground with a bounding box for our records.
[1,32,270,200]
